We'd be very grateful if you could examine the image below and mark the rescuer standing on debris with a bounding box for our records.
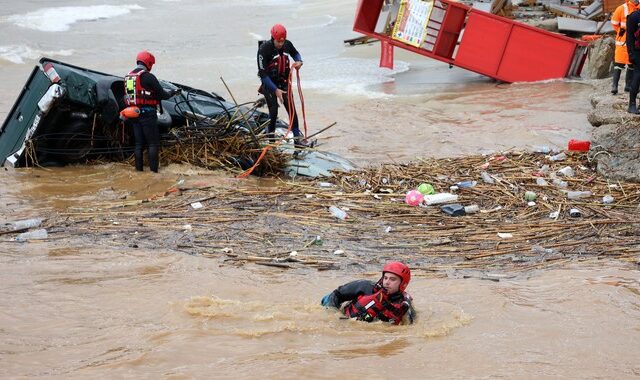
[257,23,307,147]
[124,51,179,172]
[320,261,415,325]
[611,0,640,95]
[626,9,640,113]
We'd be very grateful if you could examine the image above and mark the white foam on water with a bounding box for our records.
[7,5,144,32]
[249,32,264,41]
[223,0,297,5]
[0,45,74,64]
[301,57,410,99]
[322,15,337,27]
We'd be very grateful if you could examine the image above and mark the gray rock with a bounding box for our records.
[587,92,632,127]
[586,36,615,79]
[586,75,640,182]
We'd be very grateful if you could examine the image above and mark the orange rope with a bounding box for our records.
[237,67,297,178]
[295,67,308,138]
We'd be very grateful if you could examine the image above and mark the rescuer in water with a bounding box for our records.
[124,51,180,172]
[257,23,308,147]
[321,261,415,325]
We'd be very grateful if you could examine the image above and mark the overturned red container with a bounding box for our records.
[352,0,588,82]
[568,139,590,152]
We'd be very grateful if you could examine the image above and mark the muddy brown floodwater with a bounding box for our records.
[1,165,639,378]
[1,0,638,377]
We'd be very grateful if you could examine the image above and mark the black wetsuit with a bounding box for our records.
[321,279,415,324]
[257,39,302,138]
[127,64,174,172]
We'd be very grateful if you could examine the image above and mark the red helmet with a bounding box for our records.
[271,24,287,41]
[136,50,155,70]
[382,261,411,292]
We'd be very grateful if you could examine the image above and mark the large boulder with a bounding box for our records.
[587,36,615,79]
[591,122,640,182]
[587,77,640,182]
[587,92,635,127]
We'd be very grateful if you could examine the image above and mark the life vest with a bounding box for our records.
[124,69,159,107]
[266,53,290,86]
[343,289,411,325]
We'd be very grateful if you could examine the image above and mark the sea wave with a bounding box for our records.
[301,57,410,99]
[0,45,74,64]
[7,5,144,32]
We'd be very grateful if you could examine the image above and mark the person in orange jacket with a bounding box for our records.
[611,0,640,95]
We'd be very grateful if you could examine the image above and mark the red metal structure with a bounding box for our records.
[354,0,588,82]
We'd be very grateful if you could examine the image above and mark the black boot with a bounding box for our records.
[628,97,639,114]
[134,147,144,171]
[625,68,634,92]
[611,69,622,95]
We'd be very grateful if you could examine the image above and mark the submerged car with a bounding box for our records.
[0,57,354,176]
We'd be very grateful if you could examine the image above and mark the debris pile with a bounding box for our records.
[45,150,640,276]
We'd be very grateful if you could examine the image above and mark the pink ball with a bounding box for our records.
[405,190,423,206]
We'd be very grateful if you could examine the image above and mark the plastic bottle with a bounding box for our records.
[9,218,43,231]
[557,166,575,177]
[328,206,348,220]
[566,191,592,200]
[552,178,568,188]
[536,178,548,186]
[464,204,480,214]
[533,146,551,154]
[481,172,495,184]
[456,180,477,188]
[549,152,567,162]
[423,193,459,205]
[15,229,48,241]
